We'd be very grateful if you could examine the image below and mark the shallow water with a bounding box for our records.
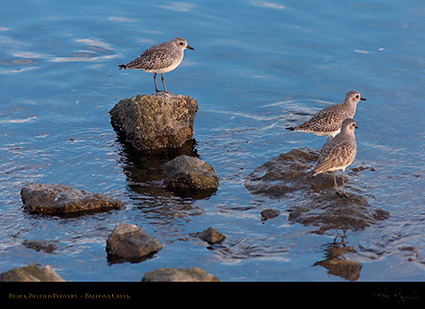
[0,0,425,281]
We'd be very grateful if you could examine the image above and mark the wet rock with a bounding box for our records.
[0,264,65,282]
[141,267,219,282]
[22,240,58,253]
[21,183,124,217]
[261,209,281,221]
[106,223,162,264]
[190,227,226,245]
[163,155,219,198]
[109,92,198,152]
[244,148,389,234]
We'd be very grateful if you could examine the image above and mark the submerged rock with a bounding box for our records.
[163,155,219,198]
[244,148,389,234]
[109,92,198,152]
[141,267,219,282]
[21,183,124,217]
[106,223,162,264]
[261,209,281,221]
[22,240,58,253]
[0,264,65,282]
[190,227,226,245]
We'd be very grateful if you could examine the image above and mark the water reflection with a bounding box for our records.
[314,240,362,281]
[115,135,205,224]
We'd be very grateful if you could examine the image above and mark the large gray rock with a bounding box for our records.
[141,267,219,282]
[109,92,198,151]
[106,223,162,263]
[163,155,219,198]
[21,183,124,217]
[244,148,389,234]
[0,264,65,282]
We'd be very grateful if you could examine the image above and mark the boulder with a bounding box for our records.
[21,183,124,217]
[106,223,162,263]
[261,209,281,221]
[141,267,219,282]
[109,92,198,152]
[244,148,389,234]
[190,227,226,245]
[163,155,219,198]
[0,264,65,282]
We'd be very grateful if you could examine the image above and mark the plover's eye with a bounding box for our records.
[179,42,184,45]
[356,95,359,98]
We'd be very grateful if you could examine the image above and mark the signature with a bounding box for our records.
[370,287,420,304]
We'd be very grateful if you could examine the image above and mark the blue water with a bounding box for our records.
[1,0,425,281]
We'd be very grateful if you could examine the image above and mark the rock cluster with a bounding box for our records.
[244,148,389,234]
[109,92,198,152]
[21,183,124,217]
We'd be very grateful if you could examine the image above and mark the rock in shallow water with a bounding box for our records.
[244,148,389,234]
[0,264,65,282]
[106,223,162,264]
[141,267,219,282]
[163,155,219,198]
[109,92,198,152]
[21,183,124,217]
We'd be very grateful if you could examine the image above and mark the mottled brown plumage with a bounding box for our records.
[287,91,366,140]
[119,37,194,92]
[313,118,358,197]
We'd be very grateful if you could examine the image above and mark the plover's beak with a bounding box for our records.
[355,125,359,129]
[187,45,194,50]
[360,97,367,101]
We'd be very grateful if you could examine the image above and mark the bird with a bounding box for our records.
[119,37,194,93]
[286,91,366,140]
[312,118,358,198]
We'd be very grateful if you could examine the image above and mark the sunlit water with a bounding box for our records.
[0,0,424,281]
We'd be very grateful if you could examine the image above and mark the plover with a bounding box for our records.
[286,91,366,140]
[312,118,358,197]
[119,37,194,93]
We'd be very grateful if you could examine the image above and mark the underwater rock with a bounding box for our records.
[109,92,198,152]
[261,209,281,221]
[163,155,219,198]
[22,240,58,253]
[244,148,389,234]
[0,264,65,282]
[21,183,124,217]
[190,227,226,245]
[106,223,162,264]
[141,267,219,282]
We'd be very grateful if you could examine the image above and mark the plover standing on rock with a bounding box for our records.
[286,91,366,140]
[312,118,358,198]
[119,37,194,93]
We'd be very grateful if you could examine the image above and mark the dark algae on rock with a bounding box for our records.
[244,148,389,234]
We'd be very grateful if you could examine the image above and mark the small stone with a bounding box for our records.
[261,209,281,221]
[22,240,58,253]
[141,267,219,282]
[0,264,65,282]
[164,155,219,198]
[106,223,162,263]
[190,227,226,245]
[21,183,124,217]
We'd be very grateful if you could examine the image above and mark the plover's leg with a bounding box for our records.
[161,73,167,92]
[341,169,350,198]
[333,171,339,194]
[153,73,159,93]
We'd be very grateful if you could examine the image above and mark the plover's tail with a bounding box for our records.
[118,64,127,70]
[285,127,295,131]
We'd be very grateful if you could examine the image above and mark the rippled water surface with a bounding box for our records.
[1,0,425,281]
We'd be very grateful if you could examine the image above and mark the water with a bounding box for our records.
[0,0,424,281]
